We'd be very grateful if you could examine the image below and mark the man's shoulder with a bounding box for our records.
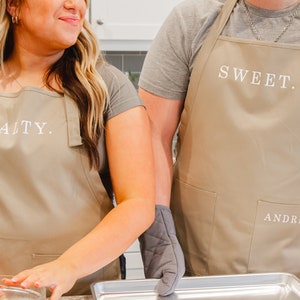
[175,0,224,14]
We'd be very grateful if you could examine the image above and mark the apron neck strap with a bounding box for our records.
[185,0,238,108]
[64,95,83,147]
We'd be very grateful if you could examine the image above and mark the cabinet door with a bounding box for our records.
[90,0,183,50]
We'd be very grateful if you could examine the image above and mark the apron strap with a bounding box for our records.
[184,0,238,111]
[64,95,83,147]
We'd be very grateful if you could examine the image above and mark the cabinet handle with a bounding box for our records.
[96,19,104,25]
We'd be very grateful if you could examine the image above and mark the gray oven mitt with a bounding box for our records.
[138,205,185,296]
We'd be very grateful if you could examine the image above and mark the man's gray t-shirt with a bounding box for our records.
[139,0,300,101]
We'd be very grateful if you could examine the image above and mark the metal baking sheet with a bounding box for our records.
[91,272,300,300]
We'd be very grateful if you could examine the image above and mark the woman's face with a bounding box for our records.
[8,0,87,54]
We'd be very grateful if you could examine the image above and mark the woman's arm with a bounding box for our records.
[3,105,155,300]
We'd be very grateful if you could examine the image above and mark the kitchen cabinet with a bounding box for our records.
[89,0,183,51]
[124,240,145,279]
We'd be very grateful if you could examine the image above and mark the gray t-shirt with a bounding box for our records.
[98,62,143,121]
[139,0,300,100]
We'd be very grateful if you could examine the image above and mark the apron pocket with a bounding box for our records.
[0,237,34,274]
[0,236,62,275]
[248,200,300,276]
[171,178,217,275]
[31,253,60,263]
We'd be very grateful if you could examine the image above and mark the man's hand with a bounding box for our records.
[139,205,185,296]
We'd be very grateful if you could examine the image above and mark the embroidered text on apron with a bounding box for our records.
[171,0,300,277]
[0,88,120,295]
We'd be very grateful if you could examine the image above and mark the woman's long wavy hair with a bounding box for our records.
[0,0,108,170]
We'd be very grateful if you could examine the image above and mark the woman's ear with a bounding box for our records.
[6,0,18,18]
[7,0,20,24]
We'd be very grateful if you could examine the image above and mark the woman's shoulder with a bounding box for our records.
[96,60,137,98]
[96,60,143,120]
[96,61,128,88]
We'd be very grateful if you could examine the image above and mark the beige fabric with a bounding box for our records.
[0,88,120,295]
[171,0,300,277]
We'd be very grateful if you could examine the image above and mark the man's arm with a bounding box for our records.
[138,88,185,296]
[139,88,183,206]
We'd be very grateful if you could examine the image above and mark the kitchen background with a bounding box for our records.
[88,0,183,88]
[104,51,145,90]
[88,0,183,280]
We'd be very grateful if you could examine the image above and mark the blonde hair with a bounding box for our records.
[1,0,108,169]
[0,1,11,69]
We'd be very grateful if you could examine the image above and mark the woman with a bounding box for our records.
[0,0,155,299]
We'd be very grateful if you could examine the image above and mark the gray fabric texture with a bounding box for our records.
[138,205,185,296]
[139,0,300,101]
[98,62,143,121]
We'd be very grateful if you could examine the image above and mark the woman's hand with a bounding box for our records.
[2,259,78,300]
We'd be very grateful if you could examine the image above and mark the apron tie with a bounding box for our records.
[64,95,83,147]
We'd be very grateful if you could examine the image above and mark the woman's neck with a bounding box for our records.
[245,0,299,10]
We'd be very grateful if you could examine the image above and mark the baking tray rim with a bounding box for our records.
[91,272,300,298]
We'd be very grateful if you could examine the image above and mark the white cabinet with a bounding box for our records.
[124,240,145,279]
[90,0,183,51]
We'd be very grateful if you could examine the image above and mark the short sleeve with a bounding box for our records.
[96,62,143,176]
[97,62,144,121]
[139,0,224,101]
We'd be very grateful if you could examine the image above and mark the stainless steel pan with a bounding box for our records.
[91,273,300,300]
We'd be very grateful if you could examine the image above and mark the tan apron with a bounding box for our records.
[171,0,300,277]
[0,88,120,295]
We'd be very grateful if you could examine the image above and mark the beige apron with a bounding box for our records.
[171,0,300,277]
[0,88,120,295]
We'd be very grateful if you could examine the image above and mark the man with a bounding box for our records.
[138,0,300,296]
